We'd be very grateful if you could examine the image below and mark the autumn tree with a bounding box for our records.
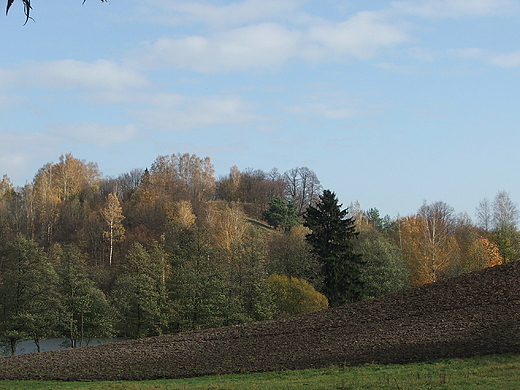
[216,167,285,219]
[150,153,215,202]
[398,201,459,286]
[303,190,364,306]
[51,153,100,202]
[0,175,15,243]
[215,165,242,202]
[267,274,328,318]
[31,154,101,246]
[204,201,248,255]
[100,192,125,266]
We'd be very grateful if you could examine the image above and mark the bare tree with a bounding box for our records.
[492,190,519,233]
[283,167,322,216]
[475,198,492,232]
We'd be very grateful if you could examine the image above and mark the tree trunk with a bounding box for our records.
[34,334,41,353]
[9,338,17,356]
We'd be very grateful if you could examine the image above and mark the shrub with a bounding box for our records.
[267,274,328,317]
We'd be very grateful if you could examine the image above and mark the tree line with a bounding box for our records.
[0,152,517,354]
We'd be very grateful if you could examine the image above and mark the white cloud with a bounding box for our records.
[392,0,520,18]
[406,46,437,62]
[449,48,520,67]
[0,131,58,184]
[373,62,412,73]
[286,101,358,120]
[308,11,410,60]
[139,0,301,27]
[132,94,262,131]
[131,23,302,72]
[131,10,411,72]
[0,69,15,90]
[51,123,139,147]
[486,51,520,68]
[284,89,363,120]
[14,60,148,91]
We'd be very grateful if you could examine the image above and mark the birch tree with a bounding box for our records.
[100,192,125,266]
[399,201,459,286]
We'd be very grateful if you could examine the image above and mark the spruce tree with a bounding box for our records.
[303,190,364,306]
[263,197,300,231]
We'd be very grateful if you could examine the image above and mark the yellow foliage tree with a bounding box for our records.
[267,274,328,317]
[204,202,247,254]
[165,200,197,228]
[398,208,459,286]
[150,153,215,201]
[468,237,503,270]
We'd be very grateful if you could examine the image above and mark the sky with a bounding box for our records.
[1,0,520,219]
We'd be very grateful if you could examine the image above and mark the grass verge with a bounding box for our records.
[0,353,519,389]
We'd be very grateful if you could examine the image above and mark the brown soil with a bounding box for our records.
[1,261,519,381]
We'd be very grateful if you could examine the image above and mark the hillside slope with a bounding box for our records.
[0,261,519,381]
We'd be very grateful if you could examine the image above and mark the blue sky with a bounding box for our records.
[1,0,520,219]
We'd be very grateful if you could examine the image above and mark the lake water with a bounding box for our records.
[2,338,123,356]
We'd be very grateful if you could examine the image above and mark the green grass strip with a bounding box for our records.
[0,353,519,389]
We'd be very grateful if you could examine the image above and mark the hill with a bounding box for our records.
[0,261,519,381]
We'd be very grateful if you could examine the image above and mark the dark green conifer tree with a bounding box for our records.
[303,190,364,306]
[263,197,300,231]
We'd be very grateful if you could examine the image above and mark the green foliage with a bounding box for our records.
[227,226,274,322]
[111,243,167,338]
[355,228,409,300]
[490,229,520,263]
[53,244,114,347]
[262,197,300,231]
[164,220,231,331]
[267,274,328,317]
[0,235,61,355]
[304,190,365,306]
[364,207,395,232]
[5,152,519,349]
[266,226,322,289]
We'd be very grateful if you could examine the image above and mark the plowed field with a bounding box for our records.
[1,261,519,381]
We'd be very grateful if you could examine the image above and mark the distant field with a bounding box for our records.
[1,353,519,390]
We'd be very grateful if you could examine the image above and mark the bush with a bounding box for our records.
[267,274,328,317]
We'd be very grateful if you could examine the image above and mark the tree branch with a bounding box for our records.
[6,0,107,24]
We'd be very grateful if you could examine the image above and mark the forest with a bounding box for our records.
[0,152,517,356]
